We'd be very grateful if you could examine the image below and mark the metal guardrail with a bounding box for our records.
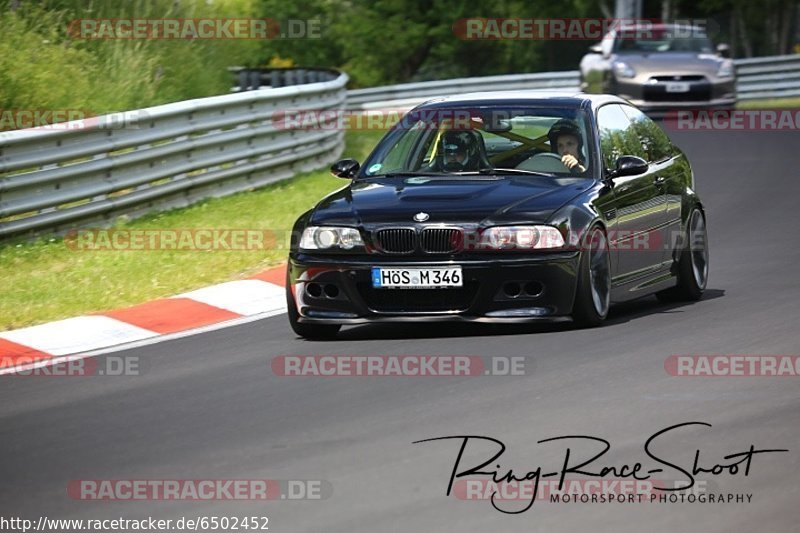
[0,71,348,241]
[2,55,796,242]
[345,54,800,107]
[346,71,581,109]
[734,55,800,100]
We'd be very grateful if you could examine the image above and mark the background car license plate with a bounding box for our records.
[665,82,690,93]
[371,267,462,288]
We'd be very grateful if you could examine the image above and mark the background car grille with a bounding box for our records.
[357,282,479,312]
[643,84,712,102]
[375,228,415,254]
[649,75,706,82]
[421,228,463,253]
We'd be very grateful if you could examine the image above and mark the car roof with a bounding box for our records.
[412,91,627,112]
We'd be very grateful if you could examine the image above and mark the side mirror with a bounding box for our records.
[716,43,730,58]
[608,155,648,179]
[330,159,360,179]
[588,43,602,54]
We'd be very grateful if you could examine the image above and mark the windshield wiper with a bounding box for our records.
[369,169,558,178]
[369,171,448,178]
[454,168,558,177]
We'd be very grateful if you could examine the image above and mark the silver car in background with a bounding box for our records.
[580,23,736,116]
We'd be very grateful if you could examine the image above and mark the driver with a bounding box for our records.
[438,131,481,172]
[547,119,587,174]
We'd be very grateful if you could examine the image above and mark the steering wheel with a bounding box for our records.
[536,152,564,161]
[516,152,569,173]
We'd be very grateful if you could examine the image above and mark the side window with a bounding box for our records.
[621,105,674,163]
[597,104,642,170]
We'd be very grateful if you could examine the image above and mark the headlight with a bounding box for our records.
[613,61,636,79]
[299,226,364,250]
[480,226,565,250]
[717,60,734,78]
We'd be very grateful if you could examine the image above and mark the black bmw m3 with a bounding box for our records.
[286,92,709,339]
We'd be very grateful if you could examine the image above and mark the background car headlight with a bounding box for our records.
[480,226,565,250]
[612,61,636,79]
[300,226,364,250]
[717,60,734,78]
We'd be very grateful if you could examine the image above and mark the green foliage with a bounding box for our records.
[0,9,95,110]
[255,0,604,87]
[255,0,798,85]
[647,0,798,57]
[4,0,792,111]
[0,0,263,115]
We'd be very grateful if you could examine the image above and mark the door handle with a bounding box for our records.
[653,176,667,186]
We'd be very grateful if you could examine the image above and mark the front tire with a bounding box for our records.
[656,207,708,302]
[286,279,341,340]
[572,226,611,328]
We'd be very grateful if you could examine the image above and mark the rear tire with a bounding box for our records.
[286,278,341,340]
[572,226,611,328]
[656,208,708,303]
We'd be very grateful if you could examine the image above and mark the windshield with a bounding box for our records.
[614,28,714,54]
[359,106,594,179]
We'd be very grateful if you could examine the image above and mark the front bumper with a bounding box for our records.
[288,252,581,324]
[630,98,737,118]
[613,77,737,116]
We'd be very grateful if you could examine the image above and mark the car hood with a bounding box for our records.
[615,52,724,77]
[310,176,594,226]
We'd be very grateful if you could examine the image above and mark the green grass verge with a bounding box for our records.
[737,97,800,109]
[0,130,384,330]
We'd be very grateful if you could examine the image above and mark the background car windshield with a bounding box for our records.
[614,30,714,54]
[361,107,592,178]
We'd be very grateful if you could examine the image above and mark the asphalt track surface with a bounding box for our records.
[2,129,799,532]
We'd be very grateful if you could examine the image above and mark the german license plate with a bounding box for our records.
[371,267,462,288]
[665,82,690,93]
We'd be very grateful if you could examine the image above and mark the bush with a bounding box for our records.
[0,0,263,119]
